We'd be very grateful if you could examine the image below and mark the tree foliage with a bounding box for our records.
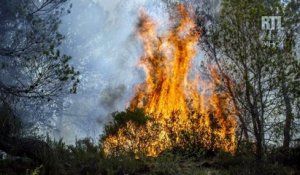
[102,108,150,140]
[0,0,79,101]
[198,0,300,159]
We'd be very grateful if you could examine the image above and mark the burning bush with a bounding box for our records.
[102,5,237,157]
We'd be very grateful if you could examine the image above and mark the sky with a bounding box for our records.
[57,0,175,143]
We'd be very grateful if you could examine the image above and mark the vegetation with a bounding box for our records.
[198,0,300,160]
[1,107,299,175]
[102,109,150,138]
[0,0,299,174]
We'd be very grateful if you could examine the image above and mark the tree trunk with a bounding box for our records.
[282,81,293,148]
[253,106,264,160]
[244,71,264,160]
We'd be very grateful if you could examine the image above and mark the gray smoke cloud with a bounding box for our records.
[100,84,126,111]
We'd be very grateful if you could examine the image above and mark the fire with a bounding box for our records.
[103,5,237,157]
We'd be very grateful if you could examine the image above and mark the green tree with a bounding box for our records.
[0,0,79,101]
[0,1,80,173]
[278,0,300,148]
[199,0,300,159]
[0,0,80,136]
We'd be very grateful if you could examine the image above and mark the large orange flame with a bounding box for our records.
[103,5,237,157]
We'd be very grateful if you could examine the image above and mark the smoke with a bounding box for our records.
[100,84,126,111]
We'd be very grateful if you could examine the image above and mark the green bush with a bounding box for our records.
[101,108,149,140]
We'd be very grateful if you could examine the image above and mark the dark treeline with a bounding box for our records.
[0,0,300,175]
